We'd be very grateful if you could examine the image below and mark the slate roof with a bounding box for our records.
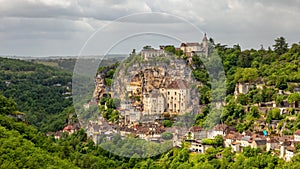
[254,139,267,146]
[241,136,251,141]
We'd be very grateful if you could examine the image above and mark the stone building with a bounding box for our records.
[180,33,209,57]
[294,129,300,141]
[166,79,190,115]
[143,90,166,115]
[140,48,166,60]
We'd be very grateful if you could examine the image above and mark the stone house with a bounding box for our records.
[143,90,166,115]
[285,146,296,161]
[189,140,214,153]
[189,126,207,140]
[280,140,292,160]
[54,131,63,139]
[266,137,280,151]
[123,109,142,124]
[294,129,300,141]
[224,132,242,148]
[180,33,208,57]
[140,48,166,60]
[231,142,241,152]
[239,135,252,148]
[166,79,190,115]
[252,139,267,150]
[234,82,255,99]
[207,124,227,139]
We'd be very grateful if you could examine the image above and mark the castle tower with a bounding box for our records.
[202,33,209,57]
[202,33,208,48]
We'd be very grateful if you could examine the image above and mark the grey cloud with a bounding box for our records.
[0,0,299,56]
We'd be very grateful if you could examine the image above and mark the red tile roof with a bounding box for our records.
[63,125,72,131]
[295,129,300,135]
[190,126,203,132]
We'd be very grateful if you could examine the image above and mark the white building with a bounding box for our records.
[140,48,166,60]
[180,33,208,57]
[294,129,300,141]
[143,90,166,115]
[166,79,190,115]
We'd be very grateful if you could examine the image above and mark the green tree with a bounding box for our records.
[287,92,300,107]
[0,94,17,115]
[162,120,173,127]
[234,68,258,83]
[273,37,288,55]
[162,132,173,140]
[164,46,176,54]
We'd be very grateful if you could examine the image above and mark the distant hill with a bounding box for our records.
[0,57,73,132]
[0,56,124,132]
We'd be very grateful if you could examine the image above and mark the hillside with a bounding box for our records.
[1,93,300,169]
[0,57,73,132]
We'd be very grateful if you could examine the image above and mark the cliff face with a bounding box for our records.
[93,73,106,101]
[131,67,172,94]
[92,66,173,110]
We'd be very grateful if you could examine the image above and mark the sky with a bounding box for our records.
[0,0,300,57]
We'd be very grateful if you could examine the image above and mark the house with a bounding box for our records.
[165,79,190,115]
[189,140,214,153]
[239,135,251,148]
[54,131,63,139]
[140,48,166,60]
[280,141,292,159]
[294,129,300,141]
[285,146,296,161]
[143,90,166,115]
[224,132,241,148]
[231,142,241,152]
[180,33,208,57]
[266,137,280,151]
[234,82,255,99]
[71,123,81,134]
[123,109,142,124]
[180,42,201,57]
[189,126,207,140]
[63,125,72,134]
[252,139,267,150]
[207,124,227,139]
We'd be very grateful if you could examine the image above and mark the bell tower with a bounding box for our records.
[202,33,209,57]
[202,33,208,48]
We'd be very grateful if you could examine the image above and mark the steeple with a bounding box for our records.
[202,33,208,48]
[202,33,208,42]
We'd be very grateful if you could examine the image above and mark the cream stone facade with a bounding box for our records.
[166,80,190,115]
[180,33,209,57]
[143,91,166,115]
[140,48,166,60]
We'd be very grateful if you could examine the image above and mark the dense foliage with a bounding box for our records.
[1,106,300,169]
[193,37,300,133]
[0,57,73,132]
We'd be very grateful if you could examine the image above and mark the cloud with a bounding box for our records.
[0,0,299,56]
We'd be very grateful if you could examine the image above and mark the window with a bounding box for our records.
[175,92,177,95]
[168,92,170,95]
